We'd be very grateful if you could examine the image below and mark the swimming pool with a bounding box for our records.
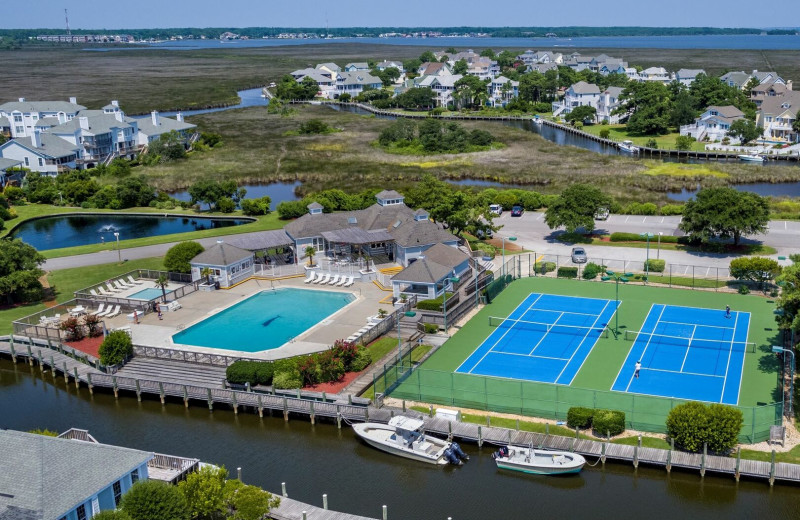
[171,288,356,352]
[128,287,172,300]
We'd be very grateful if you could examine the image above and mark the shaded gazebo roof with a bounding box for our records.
[227,230,294,251]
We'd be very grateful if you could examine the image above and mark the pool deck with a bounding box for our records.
[102,277,393,360]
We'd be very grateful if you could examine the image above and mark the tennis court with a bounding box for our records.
[455,293,619,385]
[611,304,752,405]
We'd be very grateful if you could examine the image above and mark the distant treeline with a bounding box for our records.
[0,26,797,41]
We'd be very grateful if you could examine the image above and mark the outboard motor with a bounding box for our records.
[492,446,509,460]
[451,442,469,461]
[443,447,463,465]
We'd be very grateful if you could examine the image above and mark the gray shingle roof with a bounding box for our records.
[570,81,600,95]
[227,230,293,251]
[389,219,457,248]
[0,100,86,114]
[376,190,403,200]
[676,68,705,78]
[316,62,341,72]
[759,90,800,118]
[391,243,469,284]
[49,114,133,137]
[337,72,382,86]
[706,105,745,119]
[0,430,152,520]
[191,242,253,266]
[307,202,324,210]
[321,227,394,245]
[0,158,22,170]
[1,134,80,159]
[135,115,195,137]
[285,203,413,239]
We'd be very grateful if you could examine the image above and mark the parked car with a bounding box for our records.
[571,247,588,264]
[511,206,524,217]
[489,204,503,216]
[476,228,494,239]
[595,208,610,220]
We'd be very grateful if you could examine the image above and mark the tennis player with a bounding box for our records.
[634,361,642,378]
[725,305,731,319]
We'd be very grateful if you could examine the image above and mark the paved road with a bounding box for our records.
[44,212,799,272]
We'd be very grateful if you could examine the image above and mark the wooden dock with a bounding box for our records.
[2,335,799,486]
[270,496,378,520]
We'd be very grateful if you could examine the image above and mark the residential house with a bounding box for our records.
[0,429,152,520]
[674,69,706,87]
[564,55,593,70]
[416,74,464,107]
[0,157,22,187]
[335,71,383,98]
[0,98,85,138]
[517,50,563,66]
[0,131,80,174]
[527,62,558,74]
[316,62,341,75]
[190,240,255,289]
[552,81,601,117]
[390,242,473,300]
[344,62,369,72]
[598,60,629,76]
[417,62,452,77]
[290,67,337,97]
[680,105,746,143]
[135,111,196,147]
[46,111,139,168]
[623,67,641,82]
[757,91,800,143]
[721,70,784,90]
[376,61,404,72]
[751,80,793,108]
[466,57,497,80]
[489,76,519,107]
[596,86,626,124]
[639,67,671,84]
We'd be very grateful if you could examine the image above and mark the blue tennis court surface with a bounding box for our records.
[611,304,751,405]
[456,294,619,385]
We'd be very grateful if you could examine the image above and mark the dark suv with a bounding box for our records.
[511,205,524,217]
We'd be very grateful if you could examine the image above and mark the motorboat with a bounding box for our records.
[618,140,640,153]
[352,416,468,465]
[532,116,544,125]
[738,153,765,163]
[492,445,586,475]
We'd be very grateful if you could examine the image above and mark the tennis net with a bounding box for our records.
[488,316,609,339]
[623,330,756,353]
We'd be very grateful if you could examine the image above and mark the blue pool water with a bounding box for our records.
[172,288,356,352]
[128,288,171,301]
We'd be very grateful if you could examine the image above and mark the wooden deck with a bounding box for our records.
[2,335,798,486]
[270,497,378,520]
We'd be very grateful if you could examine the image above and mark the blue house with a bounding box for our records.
[0,429,152,520]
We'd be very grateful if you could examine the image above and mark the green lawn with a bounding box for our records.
[387,277,781,442]
[4,204,284,259]
[0,257,165,335]
[580,124,709,152]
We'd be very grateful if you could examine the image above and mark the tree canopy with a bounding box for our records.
[565,105,596,124]
[0,239,46,305]
[729,256,781,290]
[188,179,238,210]
[615,81,672,135]
[164,241,205,273]
[544,184,611,233]
[404,174,496,236]
[275,74,318,100]
[728,119,762,144]
[775,259,800,336]
[679,187,769,246]
[120,480,190,520]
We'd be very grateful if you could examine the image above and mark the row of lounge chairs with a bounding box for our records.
[346,320,380,343]
[90,304,121,318]
[303,272,355,287]
[89,276,145,297]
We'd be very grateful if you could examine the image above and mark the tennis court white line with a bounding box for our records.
[492,351,570,361]
[611,303,656,391]
[679,324,698,372]
[566,300,621,386]
[719,311,741,402]
[626,305,667,392]
[734,313,751,406]
[555,299,611,384]
[527,311,564,356]
[659,319,736,331]
[462,293,544,374]
[523,308,602,319]
[641,367,725,378]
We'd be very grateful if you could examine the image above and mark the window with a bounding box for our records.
[76,504,87,520]
[13,114,22,122]
[131,468,139,483]
[113,480,122,506]
[38,158,43,167]
[24,157,29,166]
[15,126,23,133]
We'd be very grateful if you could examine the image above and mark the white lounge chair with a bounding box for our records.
[116,279,131,289]
[90,304,106,316]
[105,305,121,318]
[315,273,330,285]
[336,276,348,287]
[343,276,354,287]
[127,275,144,285]
[90,289,99,297]
[106,283,121,293]
[328,274,340,285]
[96,306,113,318]
[304,271,317,284]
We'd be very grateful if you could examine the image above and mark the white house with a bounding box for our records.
[757,91,800,143]
[552,81,601,117]
[416,74,464,107]
[466,57,497,80]
[190,240,255,289]
[376,60,404,72]
[674,69,706,87]
[390,242,473,301]
[680,105,746,142]
[335,72,383,98]
[489,76,519,107]
[0,131,80,174]
[639,67,671,84]
[46,110,139,167]
[596,87,626,123]
[721,70,784,90]
[417,62,452,77]
[135,111,196,146]
[0,98,85,138]
[290,67,337,97]
[344,62,370,72]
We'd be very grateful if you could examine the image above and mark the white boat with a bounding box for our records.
[352,416,468,465]
[618,140,639,153]
[492,445,586,475]
[532,116,544,125]
[738,153,765,163]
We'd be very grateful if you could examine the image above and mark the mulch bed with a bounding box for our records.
[303,366,369,394]
[64,335,104,359]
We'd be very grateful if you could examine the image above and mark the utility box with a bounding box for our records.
[435,408,462,422]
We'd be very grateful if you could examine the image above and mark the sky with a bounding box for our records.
[2,0,798,29]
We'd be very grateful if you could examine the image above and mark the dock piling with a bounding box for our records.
[701,443,707,477]
[337,412,342,429]
[113,376,118,399]
[184,386,189,408]
[87,373,93,394]
[232,390,237,414]
[49,356,55,377]
[633,444,639,468]
[477,426,483,447]
[429,405,434,417]
[207,388,213,411]
[770,450,776,486]
[382,505,387,520]
[667,438,674,473]
[257,395,263,417]
[63,362,68,383]
[282,482,287,497]
[283,397,288,421]
[310,401,315,424]
[237,467,242,481]
[323,494,328,510]
[601,441,607,464]
[735,447,741,481]
[135,379,142,401]
[302,512,307,520]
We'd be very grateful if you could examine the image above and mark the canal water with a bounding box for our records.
[1,359,797,520]
[8,214,251,251]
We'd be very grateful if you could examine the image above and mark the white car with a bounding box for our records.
[489,204,503,216]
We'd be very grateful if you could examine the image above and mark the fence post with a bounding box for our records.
[769,450,776,486]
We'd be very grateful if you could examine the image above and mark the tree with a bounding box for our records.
[0,239,46,305]
[92,512,132,520]
[565,105,596,124]
[155,274,170,303]
[729,256,781,290]
[728,119,762,144]
[115,176,156,208]
[454,75,489,109]
[670,90,699,129]
[544,184,611,233]
[793,118,800,136]
[120,480,189,520]
[164,241,205,273]
[98,330,133,366]
[480,48,496,59]
[224,481,280,520]
[393,88,435,110]
[775,263,800,337]
[240,196,271,216]
[146,131,187,162]
[304,246,316,267]
[615,81,673,135]
[452,59,468,75]
[666,401,742,454]
[674,135,695,150]
[679,187,769,246]
[178,465,228,520]
[418,51,436,63]
[216,197,236,213]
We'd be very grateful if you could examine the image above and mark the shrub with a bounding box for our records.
[738,284,750,294]
[276,200,308,219]
[423,323,439,334]
[659,204,684,216]
[557,266,578,279]
[297,356,319,386]
[567,407,594,429]
[272,370,303,389]
[706,404,744,453]
[120,480,189,520]
[610,232,678,244]
[582,262,604,280]
[416,293,452,311]
[666,401,741,453]
[599,128,610,139]
[623,202,658,215]
[350,349,372,371]
[98,330,133,366]
[226,361,275,386]
[298,119,331,134]
[84,313,103,338]
[316,350,346,382]
[534,261,556,274]
[240,197,271,216]
[59,316,84,342]
[216,197,236,213]
[644,259,666,273]
[592,409,626,436]
[164,241,205,273]
[646,138,658,149]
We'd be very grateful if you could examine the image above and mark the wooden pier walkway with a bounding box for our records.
[3,335,799,486]
[270,496,378,520]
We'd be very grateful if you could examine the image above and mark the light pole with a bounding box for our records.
[640,232,654,283]
[113,232,121,263]
[58,191,63,205]
[657,232,663,259]
[442,276,460,333]
[501,236,517,278]
[773,345,795,418]
[605,270,629,339]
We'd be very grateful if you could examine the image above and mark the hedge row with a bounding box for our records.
[226,361,275,386]
[416,293,453,311]
[566,406,626,436]
[582,262,605,280]
[609,232,680,244]
[644,259,666,273]
[557,266,578,279]
[666,402,743,453]
[533,261,556,274]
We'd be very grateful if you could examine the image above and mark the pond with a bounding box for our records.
[668,182,800,201]
[8,213,252,251]
[168,181,302,210]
